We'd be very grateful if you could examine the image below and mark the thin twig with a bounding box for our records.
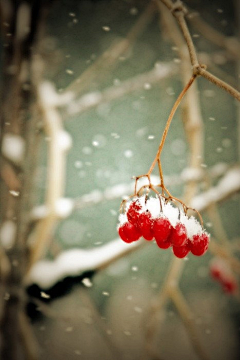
[147,75,196,174]
[198,68,240,101]
[159,0,240,101]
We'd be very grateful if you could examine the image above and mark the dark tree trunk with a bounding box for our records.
[0,1,51,359]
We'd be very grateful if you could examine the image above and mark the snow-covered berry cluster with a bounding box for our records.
[118,196,209,258]
[210,258,238,294]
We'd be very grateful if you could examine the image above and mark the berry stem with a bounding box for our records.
[147,74,197,177]
[132,75,202,223]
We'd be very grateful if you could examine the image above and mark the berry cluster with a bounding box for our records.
[118,196,209,258]
[210,258,238,294]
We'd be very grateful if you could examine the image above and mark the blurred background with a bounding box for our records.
[1,0,240,359]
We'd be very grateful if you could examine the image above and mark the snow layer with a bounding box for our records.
[191,167,240,211]
[2,133,25,164]
[26,239,142,289]
[118,195,204,240]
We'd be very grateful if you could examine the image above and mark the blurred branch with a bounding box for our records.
[31,289,123,360]
[145,258,182,360]
[209,240,240,274]
[170,287,210,360]
[191,166,240,212]
[18,311,39,360]
[25,239,145,289]
[28,82,72,269]
[66,63,177,117]
[187,9,240,59]
[63,1,157,97]
[0,1,50,359]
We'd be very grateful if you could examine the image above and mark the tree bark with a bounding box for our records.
[0,1,50,358]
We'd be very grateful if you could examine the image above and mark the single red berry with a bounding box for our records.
[118,222,141,243]
[222,278,238,294]
[210,266,221,281]
[190,232,209,256]
[168,222,187,247]
[118,225,132,243]
[156,237,171,249]
[127,200,142,226]
[138,212,154,241]
[172,244,190,258]
[153,217,172,243]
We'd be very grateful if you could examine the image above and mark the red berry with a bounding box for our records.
[138,212,153,241]
[156,238,171,249]
[169,222,187,247]
[190,233,209,256]
[210,267,221,280]
[153,217,172,243]
[118,222,141,243]
[127,200,142,226]
[172,244,189,258]
[118,225,132,243]
[222,278,238,294]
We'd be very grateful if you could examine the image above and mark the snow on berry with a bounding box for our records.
[127,199,142,225]
[118,195,210,258]
[168,222,188,247]
[189,232,209,256]
[138,211,154,241]
[153,217,172,244]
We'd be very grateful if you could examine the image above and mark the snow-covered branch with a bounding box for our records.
[191,167,240,211]
[26,166,240,289]
[28,82,72,268]
[25,238,144,289]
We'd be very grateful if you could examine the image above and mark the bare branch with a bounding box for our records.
[66,63,176,117]
[170,287,210,360]
[159,0,240,101]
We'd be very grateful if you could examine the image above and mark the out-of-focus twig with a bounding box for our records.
[28,82,72,269]
[63,1,157,97]
[169,287,210,360]
[66,63,176,117]
[18,311,39,360]
[187,10,240,59]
